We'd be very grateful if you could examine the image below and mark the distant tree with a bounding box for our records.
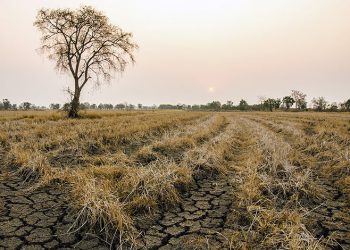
[291,90,307,110]
[238,99,248,111]
[344,99,350,111]
[192,105,200,110]
[128,104,135,110]
[159,104,176,110]
[90,104,97,109]
[207,101,221,110]
[138,104,142,109]
[282,96,295,110]
[12,104,18,110]
[261,98,281,112]
[62,103,71,111]
[79,103,87,110]
[115,103,126,110]
[3,99,11,110]
[81,102,91,109]
[20,102,32,110]
[274,98,281,109]
[312,97,327,111]
[301,102,307,110]
[226,100,233,109]
[328,102,338,112]
[263,98,276,112]
[34,6,138,118]
[250,104,263,111]
[222,100,233,110]
[49,103,60,110]
[106,104,114,110]
[176,104,185,110]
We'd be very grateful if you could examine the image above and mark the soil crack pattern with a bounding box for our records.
[135,175,234,250]
[1,172,235,250]
[0,174,109,250]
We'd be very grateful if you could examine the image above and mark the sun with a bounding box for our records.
[208,87,215,93]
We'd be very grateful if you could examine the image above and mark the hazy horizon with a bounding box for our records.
[1,0,349,107]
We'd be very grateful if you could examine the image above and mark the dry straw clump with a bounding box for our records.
[67,161,192,241]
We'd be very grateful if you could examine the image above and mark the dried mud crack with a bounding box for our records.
[305,179,350,250]
[0,174,109,250]
[1,172,235,250]
[136,175,234,250]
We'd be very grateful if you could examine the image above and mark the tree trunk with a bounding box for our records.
[68,90,80,118]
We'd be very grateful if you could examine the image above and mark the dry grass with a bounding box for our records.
[1,110,349,247]
[226,117,324,249]
[1,110,206,243]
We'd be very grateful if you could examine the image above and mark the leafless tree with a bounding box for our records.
[34,6,138,117]
[291,90,307,110]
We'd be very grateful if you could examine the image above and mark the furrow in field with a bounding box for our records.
[136,116,251,249]
[134,114,228,166]
[223,117,324,249]
[243,116,350,249]
[1,112,205,174]
[53,114,236,248]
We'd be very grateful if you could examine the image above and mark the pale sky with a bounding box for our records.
[0,0,349,106]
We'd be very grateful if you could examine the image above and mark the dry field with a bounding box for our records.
[0,110,349,249]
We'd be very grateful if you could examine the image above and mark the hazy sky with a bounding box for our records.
[1,0,349,106]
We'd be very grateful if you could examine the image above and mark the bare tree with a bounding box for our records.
[34,6,138,118]
[291,90,307,110]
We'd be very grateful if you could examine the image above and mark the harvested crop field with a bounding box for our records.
[0,110,349,249]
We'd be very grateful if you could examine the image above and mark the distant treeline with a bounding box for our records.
[1,90,350,112]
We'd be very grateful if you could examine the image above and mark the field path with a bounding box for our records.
[137,174,233,250]
[0,173,109,250]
